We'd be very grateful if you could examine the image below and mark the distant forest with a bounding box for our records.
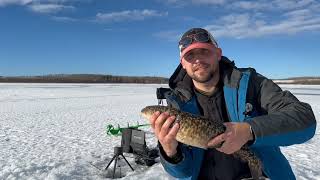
[274,77,320,85]
[1,74,320,84]
[0,74,169,84]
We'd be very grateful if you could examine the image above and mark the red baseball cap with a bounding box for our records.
[179,28,218,59]
[180,42,216,59]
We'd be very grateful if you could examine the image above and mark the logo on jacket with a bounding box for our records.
[243,103,253,116]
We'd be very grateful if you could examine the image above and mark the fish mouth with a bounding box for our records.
[140,112,151,120]
[140,112,146,119]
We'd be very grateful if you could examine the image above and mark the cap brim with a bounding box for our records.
[180,42,216,59]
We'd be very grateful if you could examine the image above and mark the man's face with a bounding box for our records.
[181,47,221,83]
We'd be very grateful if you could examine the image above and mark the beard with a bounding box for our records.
[189,63,215,83]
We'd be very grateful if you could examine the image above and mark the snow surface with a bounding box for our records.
[0,83,319,180]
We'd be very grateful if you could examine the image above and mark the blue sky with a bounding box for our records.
[0,0,319,79]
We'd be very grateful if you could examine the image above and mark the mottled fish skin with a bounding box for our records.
[141,105,263,180]
[141,105,225,149]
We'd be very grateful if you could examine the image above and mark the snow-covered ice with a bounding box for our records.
[0,83,319,180]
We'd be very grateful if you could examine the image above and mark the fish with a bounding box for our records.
[141,105,264,180]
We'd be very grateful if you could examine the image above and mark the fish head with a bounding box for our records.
[140,105,167,119]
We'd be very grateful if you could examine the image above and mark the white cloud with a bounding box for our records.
[162,0,317,10]
[28,3,74,13]
[165,0,182,3]
[230,1,272,10]
[229,0,317,11]
[158,0,187,7]
[0,0,82,13]
[160,0,227,7]
[153,30,181,41]
[0,0,87,6]
[191,0,226,5]
[204,11,320,38]
[272,0,315,10]
[0,0,32,6]
[284,9,312,19]
[51,16,77,22]
[157,0,320,39]
[205,14,254,39]
[96,9,168,23]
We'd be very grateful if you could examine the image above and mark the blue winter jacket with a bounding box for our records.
[159,57,317,180]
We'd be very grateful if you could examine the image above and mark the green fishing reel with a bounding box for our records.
[106,123,150,136]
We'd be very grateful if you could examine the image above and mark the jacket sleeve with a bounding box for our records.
[159,143,193,178]
[156,90,195,178]
[247,73,317,147]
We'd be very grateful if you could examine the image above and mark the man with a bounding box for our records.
[148,28,316,180]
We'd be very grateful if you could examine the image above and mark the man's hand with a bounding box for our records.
[207,122,253,154]
[149,111,180,157]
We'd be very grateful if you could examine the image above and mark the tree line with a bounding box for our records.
[0,74,169,84]
[1,74,319,84]
[274,77,320,85]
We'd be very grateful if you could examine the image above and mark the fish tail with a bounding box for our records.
[234,149,263,180]
[248,160,263,180]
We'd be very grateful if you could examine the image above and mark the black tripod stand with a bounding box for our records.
[105,146,134,178]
